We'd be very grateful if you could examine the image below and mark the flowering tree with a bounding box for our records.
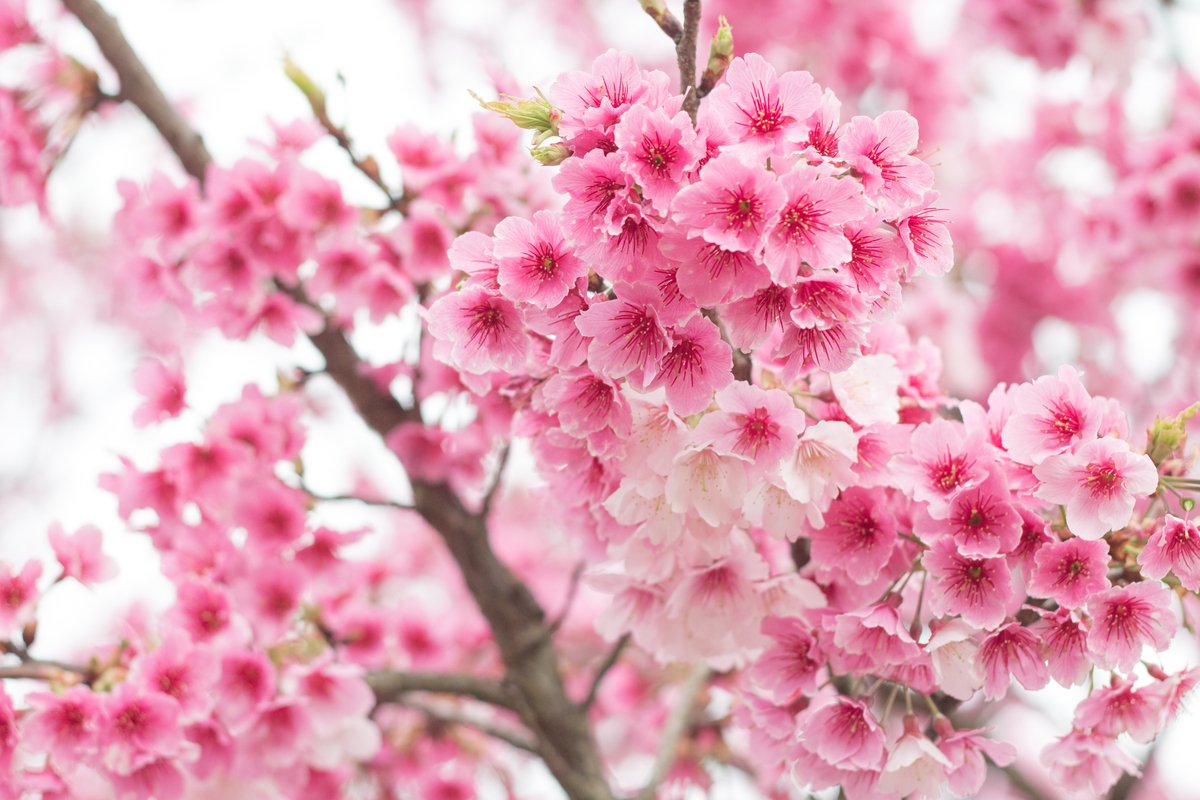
[2,0,1200,798]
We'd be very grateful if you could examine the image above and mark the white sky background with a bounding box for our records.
[5,0,1200,797]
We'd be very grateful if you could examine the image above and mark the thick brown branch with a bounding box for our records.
[60,0,212,182]
[367,669,515,709]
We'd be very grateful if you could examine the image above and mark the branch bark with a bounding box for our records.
[366,670,515,710]
[635,664,709,800]
[676,0,702,121]
[62,4,615,798]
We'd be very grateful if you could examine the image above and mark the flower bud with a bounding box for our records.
[698,17,734,96]
[530,142,571,166]
[1146,401,1200,466]
[471,90,559,144]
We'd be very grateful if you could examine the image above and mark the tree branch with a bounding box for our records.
[62,5,615,798]
[581,634,630,710]
[401,697,538,754]
[367,669,515,709]
[635,664,709,800]
[60,0,212,183]
[676,0,702,121]
[638,0,683,42]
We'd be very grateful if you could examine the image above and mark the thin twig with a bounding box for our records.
[401,697,538,754]
[581,634,631,710]
[366,669,515,710]
[480,444,510,519]
[547,561,586,636]
[635,664,709,800]
[306,490,415,511]
[638,0,683,42]
[676,0,702,121]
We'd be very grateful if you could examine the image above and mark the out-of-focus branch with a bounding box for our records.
[366,669,515,710]
[63,5,616,798]
[581,634,630,710]
[636,664,710,800]
[402,697,538,754]
[60,0,211,183]
[639,0,683,42]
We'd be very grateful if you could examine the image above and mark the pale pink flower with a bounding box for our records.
[1033,437,1158,540]
[838,110,933,213]
[1028,537,1111,608]
[809,487,897,585]
[541,370,632,439]
[575,284,673,384]
[671,153,785,253]
[664,444,748,527]
[1001,365,1104,465]
[799,697,885,770]
[693,383,806,473]
[133,633,219,723]
[1042,730,1140,797]
[426,286,529,375]
[890,419,988,517]
[493,210,586,307]
[1138,514,1200,590]
[832,603,921,667]
[1074,677,1169,744]
[753,615,823,702]
[932,718,1017,798]
[876,714,953,799]
[705,54,821,153]
[612,104,701,213]
[978,623,1049,699]
[665,545,768,645]
[549,50,669,140]
[923,539,1014,630]
[779,420,859,510]
[763,163,866,280]
[47,524,117,586]
[644,315,732,416]
[925,619,983,701]
[1086,581,1177,673]
[132,357,187,426]
[722,282,792,352]
[829,354,902,427]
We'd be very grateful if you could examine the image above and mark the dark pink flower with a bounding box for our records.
[1074,677,1169,744]
[763,163,866,281]
[23,687,102,765]
[671,153,785,253]
[923,538,1014,629]
[693,382,806,472]
[753,615,823,702]
[575,285,672,383]
[978,623,1049,699]
[612,104,700,213]
[644,315,732,416]
[0,560,39,632]
[705,54,821,154]
[809,487,897,585]
[493,210,586,307]
[1139,515,1200,590]
[1028,537,1111,608]
[1034,608,1091,687]
[1001,365,1104,465]
[838,110,933,213]
[1086,581,1176,672]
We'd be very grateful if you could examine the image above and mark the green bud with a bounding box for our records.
[1183,497,1196,513]
[283,55,328,121]
[698,17,734,96]
[1147,400,1200,466]
[471,89,559,142]
[529,142,571,166]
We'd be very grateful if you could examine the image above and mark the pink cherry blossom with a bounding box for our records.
[1034,608,1092,687]
[671,153,785,253]
[574,284,672,383]
[706,54,821,154]
[1086,581,1177,673]
[426,286,529,375]
[643,315,731,416]
[493,211,586,307]
[0,560,39,632]
[693,382,806,470]
[1042,730,1141,797]
[923,538,1014,629]
[1028,537,1111,608]
[23,687,103,766]
[832,603,921,667]
[1033,437,1159,540]
[876,714,952,799]
[47,524,117,586]
[612,104,700,213]
[763,163,866,280]
[1001,365,1104,465]
[838,110,933,213]
[809,487,897,585]
[1074,676,1169,744]
[799,697,885,770]
[1138,514,1200,590]
[978,623,1049,699]
[923,470,1021,556]
[131,357,187,427]
[753,615,823,702]
[891,419,988,516]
